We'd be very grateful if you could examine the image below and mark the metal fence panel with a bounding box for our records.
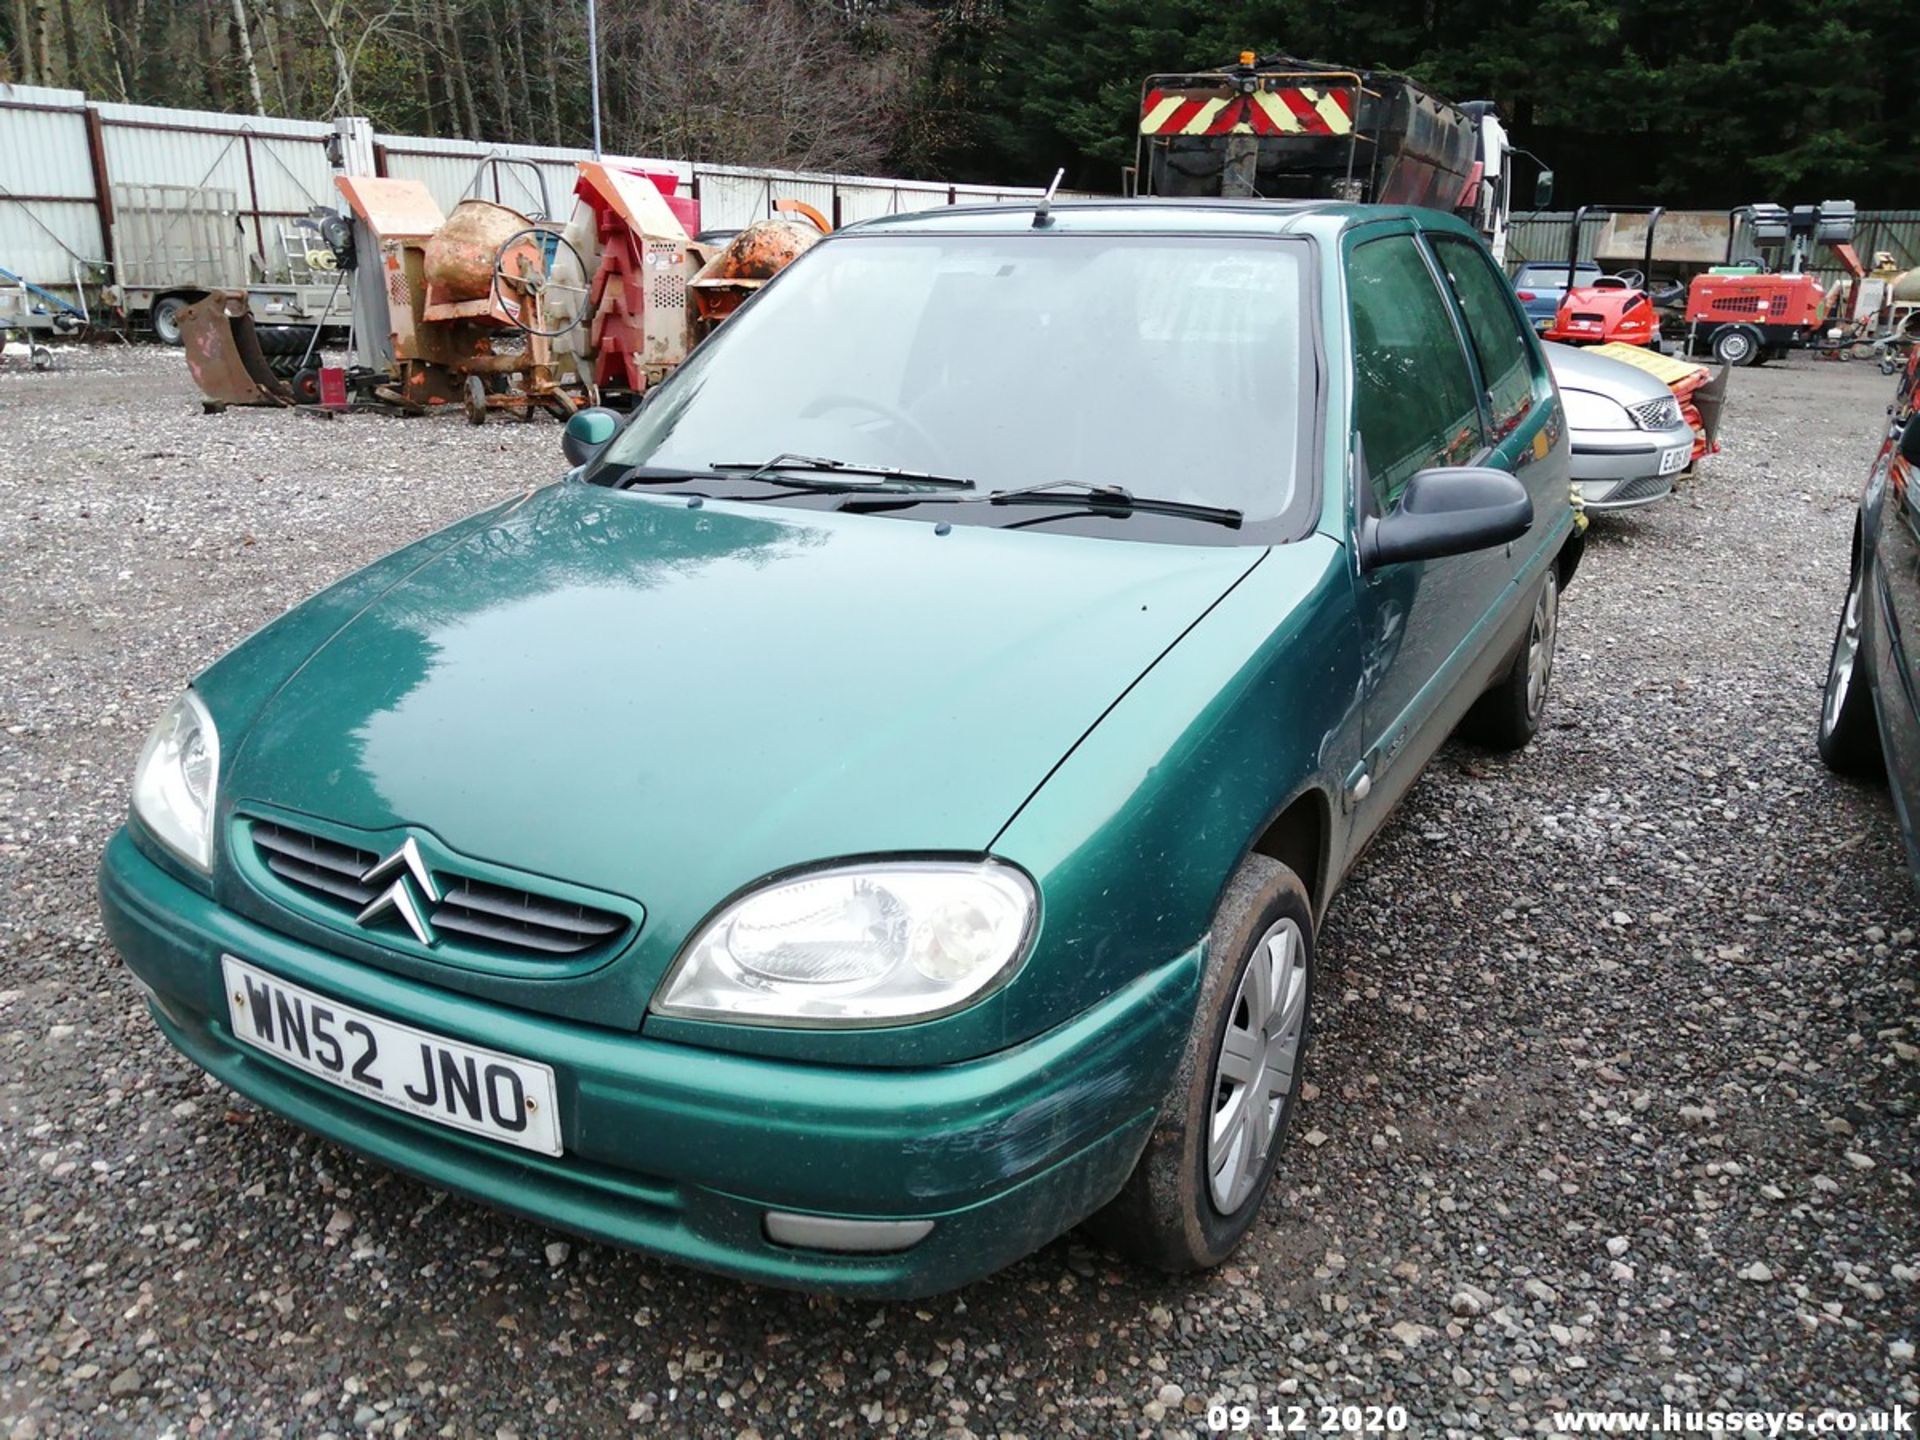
[0,84,105,279]
[111,183,246,290]
[376,135,692,223]
[690,170,777,230]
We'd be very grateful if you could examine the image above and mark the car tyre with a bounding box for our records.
[1712,326,1760,367]
[1463,566,1560,750]
[1817,550,1884,778]
[1085,854,1314,1273]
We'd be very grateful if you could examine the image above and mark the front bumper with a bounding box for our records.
[1571,423,1695,510]
[99,829,1198,1297]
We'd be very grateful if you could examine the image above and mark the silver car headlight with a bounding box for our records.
[653,861,1037,1026]
[1560,387,1633,431]
[131,690,219,871]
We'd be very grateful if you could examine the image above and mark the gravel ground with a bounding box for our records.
[0,346,1914,1438]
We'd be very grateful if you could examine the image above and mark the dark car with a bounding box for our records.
[1512,260,1602,332]
[1819,345,1920,881]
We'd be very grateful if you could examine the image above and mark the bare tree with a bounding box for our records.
[303,0,394,113]
[230,0,267,113]
[30,0,50,81]
[56,0,77,83]
[602,0,928,173]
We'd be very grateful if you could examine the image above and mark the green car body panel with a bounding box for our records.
[99,201,1576,1296]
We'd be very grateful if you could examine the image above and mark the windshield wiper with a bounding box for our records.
[840,480,1244,528]
[712,452,975,490]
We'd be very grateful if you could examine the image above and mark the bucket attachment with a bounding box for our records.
[180,291,293,409]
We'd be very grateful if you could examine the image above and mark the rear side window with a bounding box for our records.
[1430,235,1539,440]
[1347,235,1485,507]
[1515,264,1595,287]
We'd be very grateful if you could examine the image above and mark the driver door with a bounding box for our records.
[1343,228,1505,848]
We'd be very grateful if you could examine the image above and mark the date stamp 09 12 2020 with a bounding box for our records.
[1206,1402,1411,1435]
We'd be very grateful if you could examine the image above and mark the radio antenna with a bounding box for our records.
[1033,168,1066,228]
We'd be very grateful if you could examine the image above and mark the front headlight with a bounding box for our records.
[131,690,219,871]
[1560,388,1634,431]
[653,860,1037,1026]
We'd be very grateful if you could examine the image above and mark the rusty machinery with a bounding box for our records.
[181,165,827,419]
[336,175,589,423]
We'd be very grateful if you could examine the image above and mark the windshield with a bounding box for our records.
[594,233,1309,526]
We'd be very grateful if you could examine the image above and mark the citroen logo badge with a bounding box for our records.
[355,836,441,946]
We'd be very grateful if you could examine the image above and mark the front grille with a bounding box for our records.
[251,821,627,959]
[1627,395,1682,430]
[1608,472,1672,504]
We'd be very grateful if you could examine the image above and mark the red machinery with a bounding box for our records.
[574,162,705,405]
[1544,205,1662,348]
[1683,202,1864,367]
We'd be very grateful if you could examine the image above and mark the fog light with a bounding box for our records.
[763,1212,935,1254]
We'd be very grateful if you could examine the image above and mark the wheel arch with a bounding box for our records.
[1245,786,1335,921]
[151,287,209,313]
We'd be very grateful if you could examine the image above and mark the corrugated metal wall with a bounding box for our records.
[0,87,1080,304]
[377,136,693,222]
[0,85,104,286]
[1507,209,1920,289]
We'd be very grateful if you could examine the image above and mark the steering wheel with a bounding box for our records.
[796,393,947,463]
[1596,269,1646,290]
[491,227,590,338]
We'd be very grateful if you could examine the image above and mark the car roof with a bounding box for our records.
[842,198,1482,243]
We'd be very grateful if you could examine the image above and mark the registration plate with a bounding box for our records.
[1658,444,1691,476]
[221,956,562,1156]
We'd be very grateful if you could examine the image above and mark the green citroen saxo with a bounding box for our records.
[101,200,1578,1296]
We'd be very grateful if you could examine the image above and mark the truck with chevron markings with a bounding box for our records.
[1134,52,1538,263]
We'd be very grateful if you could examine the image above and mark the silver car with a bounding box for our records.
[1545,342,1696,511]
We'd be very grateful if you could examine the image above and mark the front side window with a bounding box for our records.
[1347,235,1485,508]
[595,234,1312,531]
[1430,235,1539,440]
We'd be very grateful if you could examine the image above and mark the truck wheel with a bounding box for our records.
[1818,548,1884,778]
[1086,854,1314,1272]
[1712,326,1760,366]
[1463,566,1560,751]
[150,295,191,346]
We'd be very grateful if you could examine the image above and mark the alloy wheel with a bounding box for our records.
[1526,573,1560,723]
[1824,567,1864,739]
[1207,917,1308,1213]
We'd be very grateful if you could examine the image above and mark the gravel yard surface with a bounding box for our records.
[0,346,1914,1438]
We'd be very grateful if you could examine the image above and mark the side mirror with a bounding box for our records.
[561,406,621,468]
[1900,418,1920,468]
[1362,466,1533,569]
[1533,170,1555,209]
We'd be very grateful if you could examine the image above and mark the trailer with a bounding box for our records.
[1133,51,1543,262]
[105,182,352,343]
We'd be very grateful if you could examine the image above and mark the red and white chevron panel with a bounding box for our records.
[1139,85,1355,138]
